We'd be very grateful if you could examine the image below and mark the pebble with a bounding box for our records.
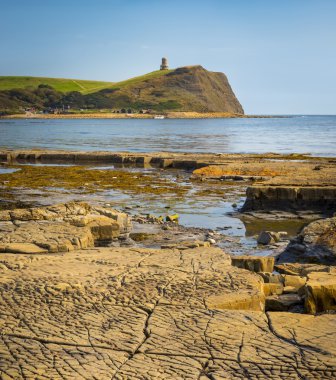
[207,238,216,245]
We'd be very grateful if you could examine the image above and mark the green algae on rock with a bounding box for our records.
[0,165,188,196]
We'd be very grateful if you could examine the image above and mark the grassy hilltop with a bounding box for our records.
[0,70,173,94]
[0,66,244,115]
[0,76,114,94]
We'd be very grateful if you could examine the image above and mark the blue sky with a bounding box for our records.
[1,0,335,114]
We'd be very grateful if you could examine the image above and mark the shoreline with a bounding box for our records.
[0,111,278,119]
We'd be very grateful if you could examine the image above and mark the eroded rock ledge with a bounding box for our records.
[0,246,335,379]
[192,160,336,214]
[0,201,131,253]
[241,185,336,214]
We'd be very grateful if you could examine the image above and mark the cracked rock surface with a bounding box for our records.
[0,247,335,379]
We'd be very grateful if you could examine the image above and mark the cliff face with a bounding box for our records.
[106,65,244,114]
[166,66,244,113]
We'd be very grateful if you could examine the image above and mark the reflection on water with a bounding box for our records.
[0,167,20,174]
[1,116,336,156]
[241,217,309,238]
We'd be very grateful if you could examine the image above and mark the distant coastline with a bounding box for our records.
[1,112,275,119]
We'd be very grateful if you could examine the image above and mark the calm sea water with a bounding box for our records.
[0,115,335,156]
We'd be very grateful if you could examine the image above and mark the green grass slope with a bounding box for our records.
[0,76,114,94]
[0,70,172,94]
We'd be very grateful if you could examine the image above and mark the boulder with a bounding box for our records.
[277,217,336,265]
[265,294,303,312]
[231,255,275,273]
[257,231,279,245]
[92,206,131,234]
[304,272,336,314]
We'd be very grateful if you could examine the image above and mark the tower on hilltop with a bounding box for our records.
[160,57,169,70]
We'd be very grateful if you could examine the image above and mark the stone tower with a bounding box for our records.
[160,57,169,70]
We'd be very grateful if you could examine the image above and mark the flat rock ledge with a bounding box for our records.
[192,160,336,214]
[0,150,224,170]
[0,202,131,253]
[0,247,335,379]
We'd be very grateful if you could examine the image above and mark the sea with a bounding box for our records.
[0,115,336,156]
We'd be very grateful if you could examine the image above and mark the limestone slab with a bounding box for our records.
[0,247,335,378]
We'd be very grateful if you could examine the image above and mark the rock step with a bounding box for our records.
[242,185,336,214]
[231,255,275,273]
[258,266,336,314]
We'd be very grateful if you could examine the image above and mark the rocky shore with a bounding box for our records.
[0,150,336,378]
[0,202,335,378]
[192,158,336,216]
[3,148,335,215]
[1,111,272,119]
